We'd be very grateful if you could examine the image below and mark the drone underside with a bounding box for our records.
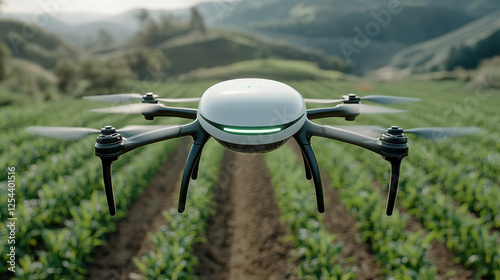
[27,78,479,217]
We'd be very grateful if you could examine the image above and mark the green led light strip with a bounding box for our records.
[223,127,282,134]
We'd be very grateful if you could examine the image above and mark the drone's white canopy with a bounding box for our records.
[198,78,305,126]
[197,78,307,149]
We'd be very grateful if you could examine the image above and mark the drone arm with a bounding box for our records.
[307,105,358,120]
[121,125,183,153]
[304,121,385,155]
[143,105,197,120]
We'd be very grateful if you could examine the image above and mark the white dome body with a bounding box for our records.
[198,78,307,153]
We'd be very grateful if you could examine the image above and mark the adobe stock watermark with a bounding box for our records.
[8,0,73,54]
[212,0,240,21]
[340,0,404,63]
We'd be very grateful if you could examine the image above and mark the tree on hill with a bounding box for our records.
[136,9,150,27]
[0,42,9,82]
[54,58,79,93]
[445,29,500,70]
[190,7,206,35]
[96,29,114,47]
[137,15,189,46]
[328,55,353,73]
[79,58,131,94]
[123,47,171,81]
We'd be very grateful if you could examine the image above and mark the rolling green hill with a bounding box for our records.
[198,0,480,74]
[0,19,82,69]
[383,9,500,73]
[177,58,342,81]
[158,31,332,75]
[92,28,335,77]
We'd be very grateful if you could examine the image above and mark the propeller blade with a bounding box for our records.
[117,125,175,137]
[90,103,160,114]
[26,125,176,141]
[343,104,408,114]
[362,95,421,105]
[157,97,201,103]
[83,93,143,103]
[304,95,419,105]
[26,126,100,141]
[404,127,480,140]
[304,98,344,104]
[332,125,480,140]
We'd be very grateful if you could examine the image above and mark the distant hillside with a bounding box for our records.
[197,0,496,74]
[177,59,341,81]
[383,9,500,73]
[0,19,81,68]
[92,28,335,77]
[157,30,333,76]
[0,9,190,45]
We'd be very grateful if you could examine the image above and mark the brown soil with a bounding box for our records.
[401,203,475,279]
[371,169,475,279]
[288,141,384,279]
[194,151,296,280]
[85,139,190,280]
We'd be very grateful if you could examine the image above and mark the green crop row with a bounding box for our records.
[134,140,224,280]
[0,112,135,184]
[312,139,438,279]
[300,79,500,277]
[6,138,180,279]
[265,145,356,279]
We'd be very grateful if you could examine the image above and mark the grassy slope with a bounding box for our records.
[385,9,500,72]
[177,58,341,81]
[0,19,82,69]
[201,1,476,74]
[157,29,331,76]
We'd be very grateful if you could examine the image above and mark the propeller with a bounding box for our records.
[90,103,160,114]
[333,125,480,140]
[342,104,407,114]
[83,93,200,103]
[26,125,175,141]
[304,94,420,105]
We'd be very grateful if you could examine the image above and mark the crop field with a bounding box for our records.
[1,78,499,279]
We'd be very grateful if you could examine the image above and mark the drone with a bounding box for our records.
[27,78,479,216]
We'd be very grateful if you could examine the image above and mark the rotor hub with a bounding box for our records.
[380,126,407,144]
[97,126,122,145]
[100,125,116,135]
[142,92,158,104]
[344,93,360,104]
[387,126,404,135]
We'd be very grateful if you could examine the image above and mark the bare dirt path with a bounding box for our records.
[85,139,190,280]
[287,141,383,279]
[194,151,296,280]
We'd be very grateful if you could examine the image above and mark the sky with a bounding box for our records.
[2,0,217,15]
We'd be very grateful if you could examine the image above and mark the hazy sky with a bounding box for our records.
[3,0,216,15]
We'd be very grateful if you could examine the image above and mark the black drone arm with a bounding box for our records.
[91,103,198,120]
[95,121,208,216]
[296,120,408,215]
[307,105,358,120]
[142,105,198,120]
